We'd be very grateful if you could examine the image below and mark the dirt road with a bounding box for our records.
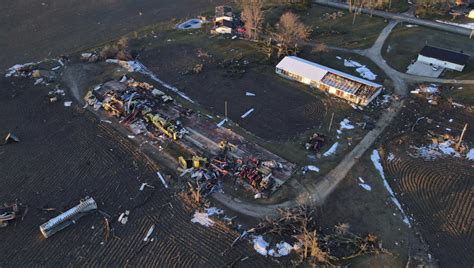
[0,0,225,70]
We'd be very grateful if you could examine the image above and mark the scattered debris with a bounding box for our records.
[339,118,355,130]
[191,207,223,227]
[217,118,227,127]
[118,210,130,225]
[0,200,27,228]
[466,148,474,160]
[241,108,254,119]
[323,142,338,157]
[248,206,388,264]
[63,101,72,107]
[143,224,155,242]
[302,165,320,173]
[305,133,326,152]
[40,197,98,238]
[139,183,154,191]
[245,92,255,97]
[157,172,169,189]
[3,133,20,145]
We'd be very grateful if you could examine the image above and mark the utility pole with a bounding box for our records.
[224,101,228,121]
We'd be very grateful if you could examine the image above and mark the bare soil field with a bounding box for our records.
[139,43,384,142]
[0,76,273,266]
[378,94,474,267]
[0,0,225,70]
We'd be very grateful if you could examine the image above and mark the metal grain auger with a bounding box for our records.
[40,197,97,238]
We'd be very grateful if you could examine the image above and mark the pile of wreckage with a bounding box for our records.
[181,149,284,198]
[305,133,326,152]
[85,78,188,140]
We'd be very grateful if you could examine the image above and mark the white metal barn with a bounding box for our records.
[417,46,470,72]
[275,56,383,106]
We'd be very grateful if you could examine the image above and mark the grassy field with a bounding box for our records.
[264,5,388,49]
[382,23,474,78]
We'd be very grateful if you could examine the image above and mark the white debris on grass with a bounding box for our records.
[323,142,339,157]
[339,118,355,130]
[246,92,256,96]
[411,140,460,160]
[358,177,371,191]
[34,78,44,85]
[303,165,320,173]
[127,135,135,139]
[413,84,439,95]
[371,150,411,227]
[342,59,377,81]
[139,183,154,191]
[336,56,342,60]
[466,148,474,160]
[205,207,223,216]
[217,118,227,127]
[64,101,72,107]
[359,183,372,191]
[241,108,254,119]
[405,24,418,28]
[51,66,61,71]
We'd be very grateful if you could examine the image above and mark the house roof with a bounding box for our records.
[276,56,382,88]
[419,45,470,66]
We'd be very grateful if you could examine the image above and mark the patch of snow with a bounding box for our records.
[359,183,372,191]
[466,148,474,160]
[107,60,195,103]
[246,92,255,96]
[269,242,294,257]
[411,140,460,160]
[323,142,338,157]
[344,59,362,68]
[339,118,354,130]
[191,211,215,227]
[241,108,254,118]
[253,236,269,256]
[371,150,411,227]
[343,59,377,80]
[34,78,44,85]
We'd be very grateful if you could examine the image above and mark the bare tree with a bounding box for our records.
[272,12,311,57]
[240,0,264,40]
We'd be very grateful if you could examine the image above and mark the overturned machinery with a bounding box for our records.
[85,79,187,141]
